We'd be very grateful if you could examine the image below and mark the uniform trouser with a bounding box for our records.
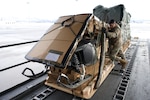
[108,45,125,61]
[117,48,126,60]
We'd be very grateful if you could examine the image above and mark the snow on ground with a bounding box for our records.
[0,22,52,45]
[1,21,150,41]
[130,22,150,39]
[0,22,51,92]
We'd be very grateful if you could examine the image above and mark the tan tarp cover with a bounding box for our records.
[25,14,91,68]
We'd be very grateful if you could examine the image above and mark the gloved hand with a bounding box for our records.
[101,27,107,33]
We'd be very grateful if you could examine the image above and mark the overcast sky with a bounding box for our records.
[0,0,149,20]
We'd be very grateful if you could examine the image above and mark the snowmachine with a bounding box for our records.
[25,4,131,99]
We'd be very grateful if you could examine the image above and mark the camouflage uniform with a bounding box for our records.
[107,24,126,69]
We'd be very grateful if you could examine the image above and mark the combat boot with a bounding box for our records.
[120,68,125,75]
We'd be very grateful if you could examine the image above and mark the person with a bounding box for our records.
[102,19,128,73]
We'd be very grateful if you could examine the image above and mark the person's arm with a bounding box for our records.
[107,28,120,38]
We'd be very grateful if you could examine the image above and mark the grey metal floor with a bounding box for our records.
[125,39,150,100]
